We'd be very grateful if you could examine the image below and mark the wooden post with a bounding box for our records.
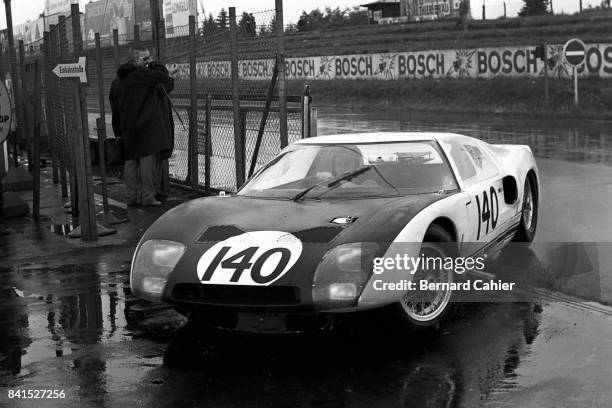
[32,60,41,220]
[43,30,60,184]
[229,7,244,188]
[134,24,140,43]
[276,0,288,148]
[71,3,97,241]
[188,15,198,193]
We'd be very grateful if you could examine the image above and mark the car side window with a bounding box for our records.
[462,143,499,181]
[445,140,477,186]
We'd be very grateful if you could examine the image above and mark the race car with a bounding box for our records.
[130,132,539,332]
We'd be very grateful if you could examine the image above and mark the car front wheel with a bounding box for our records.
[395,225,457,331]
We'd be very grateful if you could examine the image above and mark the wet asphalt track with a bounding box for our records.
[1,109,611,407]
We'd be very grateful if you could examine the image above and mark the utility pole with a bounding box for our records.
[149,0,162,59]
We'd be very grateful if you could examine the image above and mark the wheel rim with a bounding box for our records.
[400,246,453,322]
[523,182,534,231]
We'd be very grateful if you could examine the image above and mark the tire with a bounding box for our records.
[514,176,538,242]
[394,224,458,331]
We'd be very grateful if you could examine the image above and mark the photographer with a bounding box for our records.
[109,47,176,207]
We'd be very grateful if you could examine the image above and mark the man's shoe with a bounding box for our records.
[142,198,162,207]
[126,198,141,206]
[155,194,168,203]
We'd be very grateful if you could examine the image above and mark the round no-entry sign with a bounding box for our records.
[0,79,12,145]
[563,38,586,66]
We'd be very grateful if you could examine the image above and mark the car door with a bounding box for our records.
[461,141,516,246]
[439,137,514,255]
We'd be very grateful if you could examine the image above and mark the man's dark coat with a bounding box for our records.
[109,62,174,160]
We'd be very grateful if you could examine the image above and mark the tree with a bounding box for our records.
[238,12,256,36]
[518,0,551,16]
[216,8,229,30]
[295,6,367,32]
[200,12,217,35]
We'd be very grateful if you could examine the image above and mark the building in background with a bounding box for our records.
[44,0,79,30]
[361,0,401,23]
[361,0,460,23]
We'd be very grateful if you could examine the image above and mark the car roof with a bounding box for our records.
[294,132,477,145]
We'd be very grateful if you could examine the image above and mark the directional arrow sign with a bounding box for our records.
[52,56,87,83]
[563,38,586,67]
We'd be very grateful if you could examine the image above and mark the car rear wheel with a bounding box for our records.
[514,177,537,242]
[395,225,457,331]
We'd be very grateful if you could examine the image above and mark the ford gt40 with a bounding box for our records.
[130,132,539,332]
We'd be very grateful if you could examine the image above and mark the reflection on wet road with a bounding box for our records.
[0,247,546,407]
[317,109,612,165]
[1,109,611,407]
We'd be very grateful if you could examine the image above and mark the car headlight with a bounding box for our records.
[312,242,379,310]
[130,240,186,302]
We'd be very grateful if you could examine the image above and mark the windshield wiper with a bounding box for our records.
[291,165,372,201]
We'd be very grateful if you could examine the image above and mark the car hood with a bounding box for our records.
[143,193,455,310]
[142,193,453,246]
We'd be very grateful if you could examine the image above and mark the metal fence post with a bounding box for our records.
[188,15,198,193]
[113,29,120,70]
[70,3,97,241]
[59,15,78,213]
[95,32,124,227]
[302,84,311,138]
[229,7,245,188]
[18,40,31,170]
[32,60,41,221]
[275,0,287,148]
[50,24,68,198]
[43,30,59,184]
[205,93,212,194]
[544,43,549,110]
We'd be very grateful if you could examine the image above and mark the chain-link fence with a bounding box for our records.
[11,0,312,229]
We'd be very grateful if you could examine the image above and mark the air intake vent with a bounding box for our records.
[198,225,244,242]
[293,226,342,243]
[171,284,301,305]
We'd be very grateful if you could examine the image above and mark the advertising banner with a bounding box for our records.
[163,0,197,38]
[85,0,134,42]
[414,0,454,20]
[170,43,612,81]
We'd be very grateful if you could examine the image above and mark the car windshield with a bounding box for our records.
[238,141,459,199]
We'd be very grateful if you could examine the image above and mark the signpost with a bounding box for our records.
[563,38,586,108]
[51,56,88,83]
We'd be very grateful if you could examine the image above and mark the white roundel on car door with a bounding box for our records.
[197,231,303,286]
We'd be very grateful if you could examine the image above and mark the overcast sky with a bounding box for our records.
[0,0,602,29]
